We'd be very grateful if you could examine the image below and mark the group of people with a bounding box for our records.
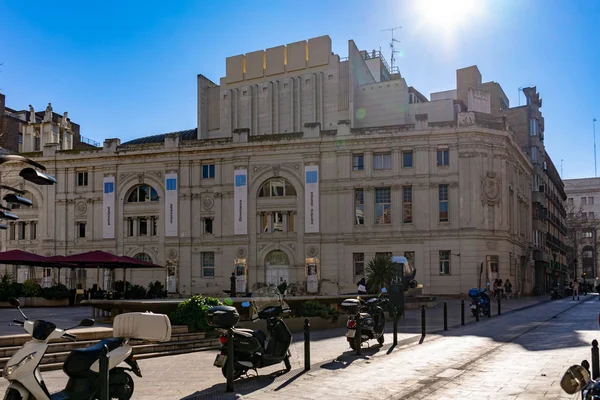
[492,278,513,300]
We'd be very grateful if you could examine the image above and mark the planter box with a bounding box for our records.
[0,297,69,308]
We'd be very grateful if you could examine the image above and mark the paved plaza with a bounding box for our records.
[0,294,598,399]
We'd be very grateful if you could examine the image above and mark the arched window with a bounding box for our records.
[258,178,297,198]
[127,185,159,203]
[134,253,152,263]
[265,250,289,266]
[9,192,35,210]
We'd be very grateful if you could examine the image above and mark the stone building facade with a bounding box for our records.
[1,36,534,296]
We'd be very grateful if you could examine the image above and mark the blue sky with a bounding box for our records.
[0,0,598,179]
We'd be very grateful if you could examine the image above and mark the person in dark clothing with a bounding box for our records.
[357,278,367,295]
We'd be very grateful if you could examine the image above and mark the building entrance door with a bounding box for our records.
[265,250,290,286]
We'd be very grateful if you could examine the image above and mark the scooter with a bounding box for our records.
[208,285,292,380]
[2,297,170,400]
[560,364,600,399]
[468,288,490,317]
[341,288,387,350]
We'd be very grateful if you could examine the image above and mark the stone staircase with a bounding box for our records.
[0,325,219,372]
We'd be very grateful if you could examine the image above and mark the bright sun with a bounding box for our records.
[412,0,485,40]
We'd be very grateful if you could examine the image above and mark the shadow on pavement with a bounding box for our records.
[320,345,382,371]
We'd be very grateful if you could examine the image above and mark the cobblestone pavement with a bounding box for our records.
[0,294,587,399]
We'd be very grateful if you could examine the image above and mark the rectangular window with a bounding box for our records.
[402,151,413,168]
[487,255,499,274]
[439,251,451,275]
[202,164,215,179]
[353,253,365,276]
[272,212,284,232]
[18,133,23,152]
[531,146,538,163]
[203,218,213,234]
[354,189,364,225]
[18,222,26,240]
[126,218,134,237]
[352,154,364,171]
[34,137,40,151]
[582,197,587,205]
[589,197,594,205]
[583,231,593,238]
[437,148,450,166]
[29,222,36,240]
[261,213,269,233]
[9,223,15,241]
[77,172,88,186]
[589,212,595,219]
[403,186,412,223]
[375,187,391,224]
[288,212,295,232]
[201,252,215,277]
[439,184,449,222]
[529,119,539,136]
[77,222,86,238]
[373,153,392,170]
[138,218,148,236]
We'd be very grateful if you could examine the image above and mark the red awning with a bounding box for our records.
[57,250,164,269]
[0,250,59,267]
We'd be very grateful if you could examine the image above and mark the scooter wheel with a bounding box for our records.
[221,363,244,380]
[377,335,384,345]
[4,389,21,400]
[349,341,357,351]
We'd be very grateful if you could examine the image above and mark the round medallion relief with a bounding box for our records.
[236,247,247,258]
[307,246,319,257]
[76,202,87,215]
[168,249,178,259]
[482,177,501,203]
[202,197,214,210]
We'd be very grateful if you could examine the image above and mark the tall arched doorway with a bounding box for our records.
[265,250,290,286]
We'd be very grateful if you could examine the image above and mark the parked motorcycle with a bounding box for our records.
[550,286,563,300]
[560,364,600,399]
[2,297,171,400]
[208,285,293,380]
[468,288,490,317]
[341,288,387,350]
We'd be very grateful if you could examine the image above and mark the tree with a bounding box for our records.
[365,254,397,293]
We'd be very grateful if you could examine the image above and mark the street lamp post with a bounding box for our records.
[595,118,597,177]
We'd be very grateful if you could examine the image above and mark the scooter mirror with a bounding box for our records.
[80,318,95,327]
[560,365,590,394]
[8,297,20,308]
[241,301,251,308]
[381,288,388,293]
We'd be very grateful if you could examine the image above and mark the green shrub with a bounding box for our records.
[40,284,70,300]
[0,272,22,301]
[22,279,41,298]
[126,284,147,299]
[295,300,338,319]
[147,281,166,298]
[170,295,222,332]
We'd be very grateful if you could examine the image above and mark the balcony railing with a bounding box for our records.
[79,136,101,147]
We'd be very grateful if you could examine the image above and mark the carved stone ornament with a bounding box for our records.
[272,165,281,177]
[201,197,214,210]
[76,202,87,215]
[167,249,178,259]
[481,172,501,206]
[236,247,247,258]
[252,164,270,174]
[137,173,144,184]
[307,246,319,257]
[457,112,476,127]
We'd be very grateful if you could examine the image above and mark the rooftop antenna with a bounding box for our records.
[561,159,563,177]
[382,26,402,73]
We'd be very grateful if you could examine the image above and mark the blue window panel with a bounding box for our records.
[166,178,177,191]
[235,174,247,187]
[306,171,318,184]
[203,164,215,179]
[104,182,114,194]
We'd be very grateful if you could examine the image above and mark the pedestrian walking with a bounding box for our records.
[357,278,367,295]
[498,278,504,299]
[572,280,580,301]
[504,279,512,300]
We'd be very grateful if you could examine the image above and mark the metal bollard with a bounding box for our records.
[226,328,234,392]
[393,307,398,346]
[592,339,599,380]
[443,302,448,331]
[355,312,362,355]
[461,300,465,326]
[582,360,591,375]
[420,305,426,338]
[475,303,480,322]
[498,297,502,316]
[304,318,310,371]
[99,345,109,400]
[488,301,491,318]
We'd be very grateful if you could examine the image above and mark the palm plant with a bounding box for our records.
[365,254,397,293]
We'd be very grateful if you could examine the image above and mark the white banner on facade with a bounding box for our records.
[103,176,115,239]
[234,169,248,235]
[304,165,319,233]
[165,173,178,237]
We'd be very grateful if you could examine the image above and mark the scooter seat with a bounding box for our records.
[63,337,125,377]
[232,328,267,346]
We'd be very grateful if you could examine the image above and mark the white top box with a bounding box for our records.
[113,312,172,342]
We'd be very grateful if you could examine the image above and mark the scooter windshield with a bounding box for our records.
[250,285,289,314]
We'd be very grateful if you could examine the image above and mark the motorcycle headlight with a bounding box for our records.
[3,352,37,378]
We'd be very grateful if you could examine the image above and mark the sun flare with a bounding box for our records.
[412,0,486,39]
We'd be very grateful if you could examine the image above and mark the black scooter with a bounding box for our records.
[341,288,387,350]
[210,286,292,380]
